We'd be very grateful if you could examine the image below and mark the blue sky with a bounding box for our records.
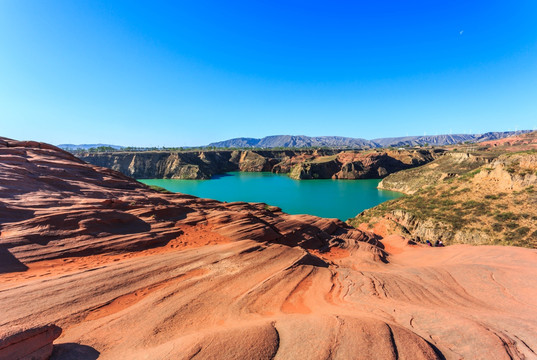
[1,1,536,146]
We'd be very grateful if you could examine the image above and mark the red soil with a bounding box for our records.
[479,130,537,151]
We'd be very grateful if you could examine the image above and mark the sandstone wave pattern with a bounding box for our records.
[1,137,537,359]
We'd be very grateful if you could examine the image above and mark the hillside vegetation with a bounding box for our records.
[349,145,537,247]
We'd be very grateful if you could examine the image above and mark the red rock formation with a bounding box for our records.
[1,137,537,359]
[0,325,61,360]
[479,130,537,150]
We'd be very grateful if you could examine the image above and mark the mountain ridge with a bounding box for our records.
[58,131,532,151]
[209,131,531,149]
[58,143,123,150]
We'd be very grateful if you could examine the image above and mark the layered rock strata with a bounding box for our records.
[80,148,442,180]
[0,325,61,360]
[289,149,443,180]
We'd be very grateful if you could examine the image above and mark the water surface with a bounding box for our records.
[140,172,402,221]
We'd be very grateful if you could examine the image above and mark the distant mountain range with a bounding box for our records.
[208,131,532,149]
[58,144,124,150]
[58,130,532,151]
[207,135,373,149]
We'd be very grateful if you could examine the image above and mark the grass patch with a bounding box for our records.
[494,212,520,222]
[148,185,173,194]
[506,222,519,229]
[485,193,506,200]
[459,168,482,180]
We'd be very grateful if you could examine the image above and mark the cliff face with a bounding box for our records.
[81,149,441,180]
[288,149,443,180]
[80,149,337,179]
[80,151,238,179]
[349,151,537,247]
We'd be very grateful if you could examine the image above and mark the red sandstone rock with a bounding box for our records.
[0,325,61,360]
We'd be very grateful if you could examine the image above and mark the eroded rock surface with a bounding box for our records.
[0,324,61,360]
[1,137,537,359]
[288,149,442,180]
[79,148,441,180]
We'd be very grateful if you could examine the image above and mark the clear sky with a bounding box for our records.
[1,1,536,146]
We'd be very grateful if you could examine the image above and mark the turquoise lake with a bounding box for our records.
[140,172,402,221]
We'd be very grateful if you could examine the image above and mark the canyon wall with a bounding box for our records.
[80,149,443,180]
[288,149,443,180]
[79,150,330,179]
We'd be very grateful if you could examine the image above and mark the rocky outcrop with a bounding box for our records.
[289,156,342,179]
[0,325,62,360]
[237,151,276,172]
[384,209,493,245]
[80,151,238,179]
[289,149,443,180]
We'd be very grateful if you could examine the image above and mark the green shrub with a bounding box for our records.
[494,212,520,221]
[148,185,173,194]
[460,168,482,180]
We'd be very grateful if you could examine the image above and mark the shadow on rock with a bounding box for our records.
[51,343,100,360]
[0,246,28,273]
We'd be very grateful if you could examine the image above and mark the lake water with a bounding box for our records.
[140,172,402,221]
